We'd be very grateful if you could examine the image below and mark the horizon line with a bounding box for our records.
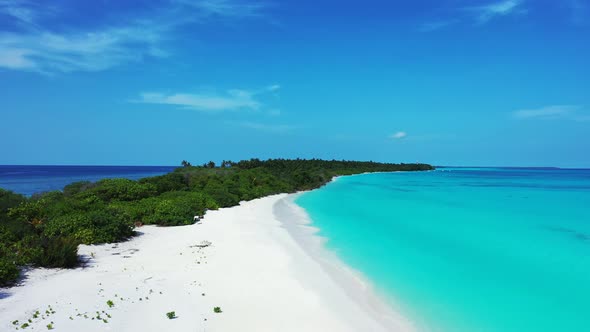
[0,164,589,170]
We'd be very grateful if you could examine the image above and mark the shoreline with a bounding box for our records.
[1,183,413,331]
[274,193,414,331]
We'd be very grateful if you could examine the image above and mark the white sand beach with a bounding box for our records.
[0,194,413,332]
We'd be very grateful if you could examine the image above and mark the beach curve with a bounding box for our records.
[0,193,413,332]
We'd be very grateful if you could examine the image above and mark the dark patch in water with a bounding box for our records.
[347,181,415,192]
[544,226,590,242]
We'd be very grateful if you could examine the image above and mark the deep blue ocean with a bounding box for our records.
[0,165,175,196]
[296,168,590,332]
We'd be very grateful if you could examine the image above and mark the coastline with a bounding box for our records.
[1,187,413,331]
[275,193,414,331]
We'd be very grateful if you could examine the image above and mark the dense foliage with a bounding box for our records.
[0,159,433,286]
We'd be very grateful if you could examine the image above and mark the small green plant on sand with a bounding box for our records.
[213,307,222,313]
[106,300,114,308]
[21,323,29,329]
[46,323,53,330]
[166,311,176,319]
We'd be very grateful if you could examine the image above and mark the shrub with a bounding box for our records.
[85,179,157,202]
[43,209,134,245]
[139,173,188,194]
[7,235,44,266]
[0,189,25,216]
[34,236,79,268]
[166,311,176,319]
[8,199,49,227]
[0,220,30,246]
[213,307,222,313]
[141,192,209,226]
[107,300,114,308]
[203,179,239,207]
[63,181,93,197]
[0,258,19,287]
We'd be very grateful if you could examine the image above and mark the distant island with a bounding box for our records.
[0,159,433,286]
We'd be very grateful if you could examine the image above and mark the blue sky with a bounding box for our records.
[0,0,589,167]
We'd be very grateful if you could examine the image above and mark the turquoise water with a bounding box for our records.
[295,168,590,332]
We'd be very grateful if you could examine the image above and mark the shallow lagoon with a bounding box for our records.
[296,168,590,332]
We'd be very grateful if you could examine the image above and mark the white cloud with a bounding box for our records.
[468,0,524,23]
[0,0,269,74]
[0,1,168,73]
[425,0,582,30]
[421,0,526,31]
[135,83,281,112]
[267,84,281,92]
[0,27,167,73]
[0,0,36,24]
[513,105,590,122]
[0,48,35,69]
[138,89,260,112]
[175,0,267,18]
[513,105,579,119]
[239,121,294,133]
[390,131,407,139]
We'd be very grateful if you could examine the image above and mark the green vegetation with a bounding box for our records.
[0,159,433,286]
[213,306,222,313]
[0,258,19,287]
[166,311,176,319]
[106,300,114,308]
